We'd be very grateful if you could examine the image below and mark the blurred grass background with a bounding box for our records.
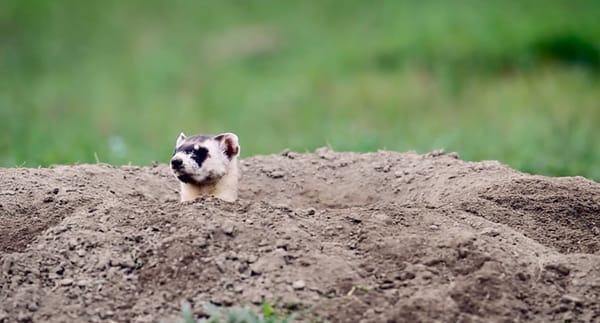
[1,0,599,180]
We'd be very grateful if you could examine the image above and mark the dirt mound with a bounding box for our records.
[1,149,599,322]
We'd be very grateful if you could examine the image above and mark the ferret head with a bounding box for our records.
[170,132,240,185]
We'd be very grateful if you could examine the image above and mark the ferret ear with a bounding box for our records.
[176,132,187,147]
[214,132,240,160]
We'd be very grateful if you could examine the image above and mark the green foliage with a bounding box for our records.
[182,302,195,323]
[179,302,296,323]
[1,0,600,181]
[533,33,600,70]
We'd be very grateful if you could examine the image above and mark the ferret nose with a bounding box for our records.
[171,158,183,169]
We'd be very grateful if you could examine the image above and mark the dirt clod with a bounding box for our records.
[292,280,306,290]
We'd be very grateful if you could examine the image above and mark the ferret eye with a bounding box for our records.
[190,147,209,166]
[194,146,209,155]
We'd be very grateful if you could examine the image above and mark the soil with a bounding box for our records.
[1,148,599,323]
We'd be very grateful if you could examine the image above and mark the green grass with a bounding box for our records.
[179,302,296,323]
[1,0,600,181]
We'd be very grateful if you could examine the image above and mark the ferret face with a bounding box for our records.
[170,132,240,185]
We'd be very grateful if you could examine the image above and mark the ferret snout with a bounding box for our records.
[171,158,183,169]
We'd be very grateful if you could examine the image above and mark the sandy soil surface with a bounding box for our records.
[1,148,599,322]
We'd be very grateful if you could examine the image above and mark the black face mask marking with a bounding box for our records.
[191,147,209,167]
[175,144,210,168]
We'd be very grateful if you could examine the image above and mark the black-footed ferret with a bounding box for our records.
[170,132,240,202]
